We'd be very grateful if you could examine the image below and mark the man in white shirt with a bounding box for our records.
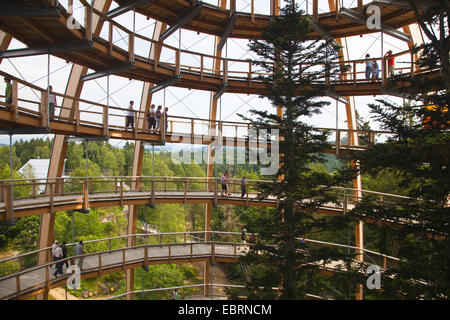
[148,104,156,131]
[125,101,135,130]
[48,86,57,119]
[51,240,59,267]
[53,244,63,277]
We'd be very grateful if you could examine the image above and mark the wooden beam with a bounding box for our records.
[37,0,113,301]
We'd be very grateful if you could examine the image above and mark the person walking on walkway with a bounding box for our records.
[148,104,156,131]
[365,54,373,80]
[155,105,162,131]
[125,101,135,130]
[75,240,84,270]
[48,85,57,119]
[221,171,230,196]
[240,176,247,198]
[239,228,247,251]
[51,240,59,267]
[53,244,63,277]
[4,78,12,104]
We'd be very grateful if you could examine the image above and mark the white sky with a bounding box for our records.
[0,0,418,148]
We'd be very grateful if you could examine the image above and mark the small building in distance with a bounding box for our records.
[18,159,67,194]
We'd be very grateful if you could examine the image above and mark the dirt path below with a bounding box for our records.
[0,250,20,259]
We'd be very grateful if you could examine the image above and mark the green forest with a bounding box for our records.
[0,136,420,300]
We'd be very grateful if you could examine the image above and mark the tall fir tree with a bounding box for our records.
[346,1,450,299]
[235,2,360,299]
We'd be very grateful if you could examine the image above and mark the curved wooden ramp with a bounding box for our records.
[0,231,401,300]
[0,241,244,300]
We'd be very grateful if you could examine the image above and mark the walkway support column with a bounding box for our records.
[204,0,228,297]
[38,0,112,300]
[327,0,363,300]
[126,21,166,300]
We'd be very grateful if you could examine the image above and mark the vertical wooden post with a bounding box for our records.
[248,61,252,86]
[120,181,123,206]
[251,0,254,23]
[343,194,348,215]
[103,105,109,137]
[45,265,50,295]
[83,180,89,210]
[313,0,318,20]
[175,49,180,76]
[49,181,54,214]
[358,0,364,15]
[336,130,341,155]
[151,180,155,206]
[191,118,195,144]
[200,55,204,81]
[122,249,126,272]
[108,21,113,55]
[230,0,236,16]
[74,100,80,132]
[98,254,102,277]
[184,179,187,204]
[15,275,21,298]
[40,91,49,127]
[85,5,92,41]
[213,179,218,207]
[223,59,228,84]
[59,178,65,196]
[32,179,37,198]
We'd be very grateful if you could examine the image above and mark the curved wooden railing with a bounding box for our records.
[71,2,426,87]
[0,68,396,151]
[0,231,402,299]
[0,176,414,220]
[0,1,434,103]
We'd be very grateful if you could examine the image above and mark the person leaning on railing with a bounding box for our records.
[48,85,57,119]
[384,50,395,76]
[4,78,12,104]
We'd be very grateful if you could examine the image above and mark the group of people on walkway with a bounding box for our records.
[51,240,84,277]
[220,171,247,198]
[125,101,169,133]
[364,50,395,80]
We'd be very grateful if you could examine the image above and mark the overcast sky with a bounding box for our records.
[0,0,419,147]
